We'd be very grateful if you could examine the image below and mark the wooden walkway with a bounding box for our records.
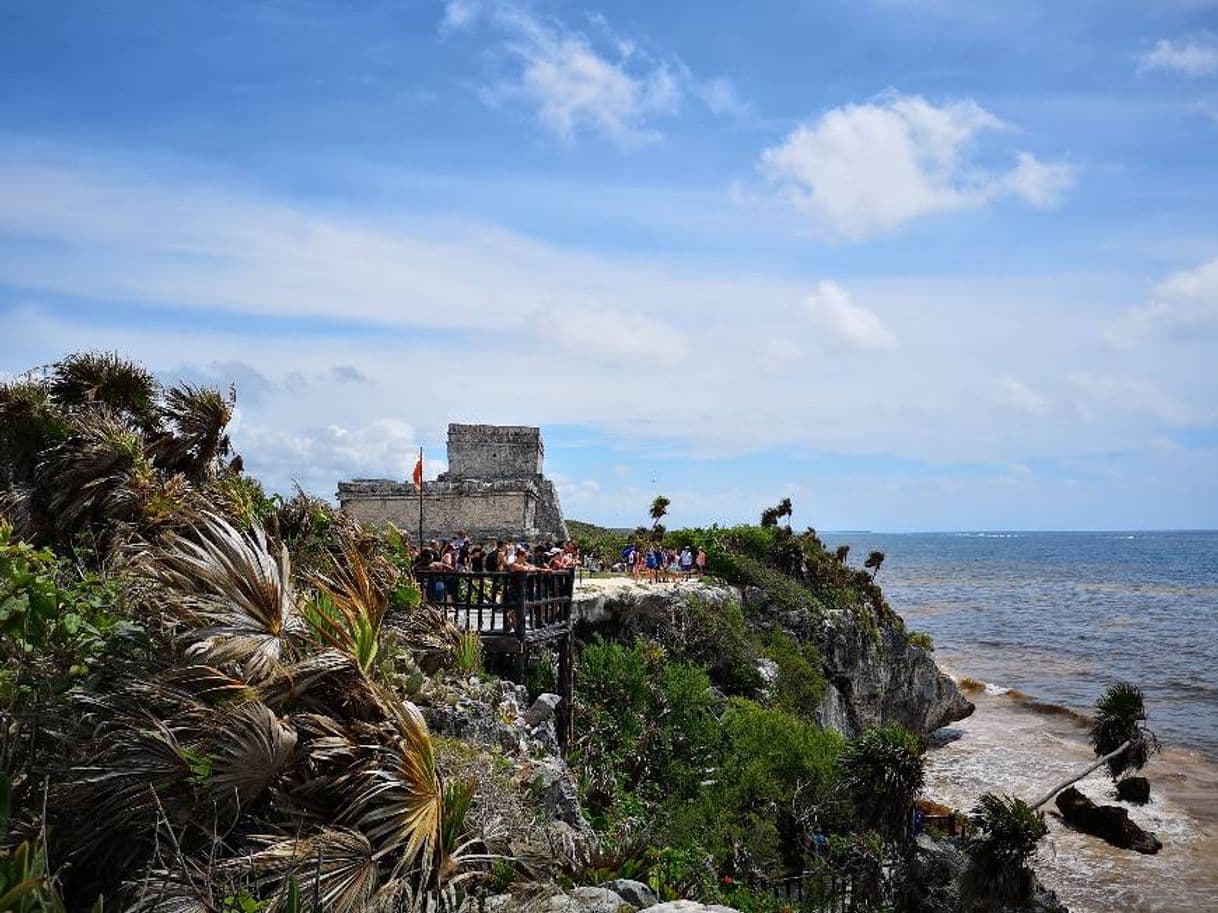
[415,568,575,748]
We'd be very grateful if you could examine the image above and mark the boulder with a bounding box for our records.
[525,692,563,727]
[600,879,658,910]
[1116,776,1151,804]
[1055,787,1162,854]
[526,758,588,829]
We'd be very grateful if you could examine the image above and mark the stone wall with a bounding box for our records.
[441,424,543,481]
[337,423,568,543]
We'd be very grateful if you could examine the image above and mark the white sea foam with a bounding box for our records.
[925,690,1218,912]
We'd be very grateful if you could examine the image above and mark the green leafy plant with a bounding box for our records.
[840,725,925,847]
[1091,681,1159,780]
[963,793,1048,909]
[454,630,483,675]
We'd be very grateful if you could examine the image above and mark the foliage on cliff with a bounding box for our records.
[0,354,505,911]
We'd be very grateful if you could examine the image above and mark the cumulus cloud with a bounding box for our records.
[1138,35,1218,77]
[804,281,897,351]
[1108,256,1218,345]
[1066,373,1203,427]
[442,1,740,144]
[239,418,424,495]
[759,93,1076,239]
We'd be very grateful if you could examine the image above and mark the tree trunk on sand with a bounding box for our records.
[1028,739,1130,810]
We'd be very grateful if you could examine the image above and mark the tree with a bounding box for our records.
[1091,682,1159,780]
[834,544,850,564]
[840,725,925,848]
[777,497,793,527]
[864,550,885,579]
[1028,681,1159,808]
[760,506,780,527]
[649,495,670,523]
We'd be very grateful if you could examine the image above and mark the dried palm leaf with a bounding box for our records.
[141,512,303,681]
[341,696,442,883]
[227,828,379,913]
[206,701,298,808]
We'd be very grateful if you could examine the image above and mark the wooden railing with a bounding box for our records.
[414,568,576,749]
[413,568,574,647]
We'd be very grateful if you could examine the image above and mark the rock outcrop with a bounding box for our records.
[1116,775,1150,804]
[1055,786,1162,854]
[572,577,972,738]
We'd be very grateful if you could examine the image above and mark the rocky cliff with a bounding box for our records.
[572,576,973,738]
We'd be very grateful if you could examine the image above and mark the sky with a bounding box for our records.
[1,0,1216,531]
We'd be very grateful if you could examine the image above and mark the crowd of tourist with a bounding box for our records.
[411,531,581,577]
[406,530,708,584]
[616,542,707,580]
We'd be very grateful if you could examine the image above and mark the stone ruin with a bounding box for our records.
[337,423,568,543]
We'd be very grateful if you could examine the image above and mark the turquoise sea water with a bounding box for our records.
[832,530,1218,759]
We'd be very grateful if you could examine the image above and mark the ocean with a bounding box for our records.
[834,530,1218,913]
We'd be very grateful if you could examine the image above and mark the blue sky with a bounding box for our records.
[2,0,1217,531]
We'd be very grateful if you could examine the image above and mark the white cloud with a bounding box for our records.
[239,418,425,495]
[804,281,897,351]
[1002,152,1077,209]
[758,93,1076,239]
[1138,35,1218,77]
[995,375,1049,415]
[1066,373,1203,427]
[443,2,742,145]
[1108,256,1218,345]
[694,77,749,118]
[445,1,682,145]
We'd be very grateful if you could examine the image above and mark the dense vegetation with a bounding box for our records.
[0,354,1053,913]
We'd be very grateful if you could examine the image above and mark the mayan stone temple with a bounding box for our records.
[337,423,568,543]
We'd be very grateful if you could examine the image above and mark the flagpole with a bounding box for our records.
[417,446,424,550]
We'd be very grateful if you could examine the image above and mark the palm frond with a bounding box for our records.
[342,696,442,882]
[37,407,151,541]
[154,384,234,480]
[206,702,298,808]
[228,829,379,913]
[49,351,159,428]
[141,512,302,681]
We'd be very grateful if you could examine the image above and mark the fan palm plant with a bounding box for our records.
[141,512,303,681]
[154,384,234,482]
[304,537,391,673]
[1091,681,1158,780]
[48,351,159,431]
[963,793,1047,908]
[342,697,443,883]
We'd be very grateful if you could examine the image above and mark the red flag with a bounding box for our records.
[412,449,423,491]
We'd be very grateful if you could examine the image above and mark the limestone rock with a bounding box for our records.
[553,887,630,913]
[526,757,588,829]
[525,692,563,727]
[1056,786,1162,854]
[1116,775,1151,804]
[599,880,658,910]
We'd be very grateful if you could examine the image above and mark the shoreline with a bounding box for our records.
[924,674,1218,913]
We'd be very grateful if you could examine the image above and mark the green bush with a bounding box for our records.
[907,630,934,652]
[656,597,764,696]
[764,631,827,718]
[667,699,844,876]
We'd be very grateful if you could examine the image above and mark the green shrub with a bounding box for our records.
[764,631,827,718]
[907,630,934,652]
[656,597,764,696]
[667,699,844,875]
